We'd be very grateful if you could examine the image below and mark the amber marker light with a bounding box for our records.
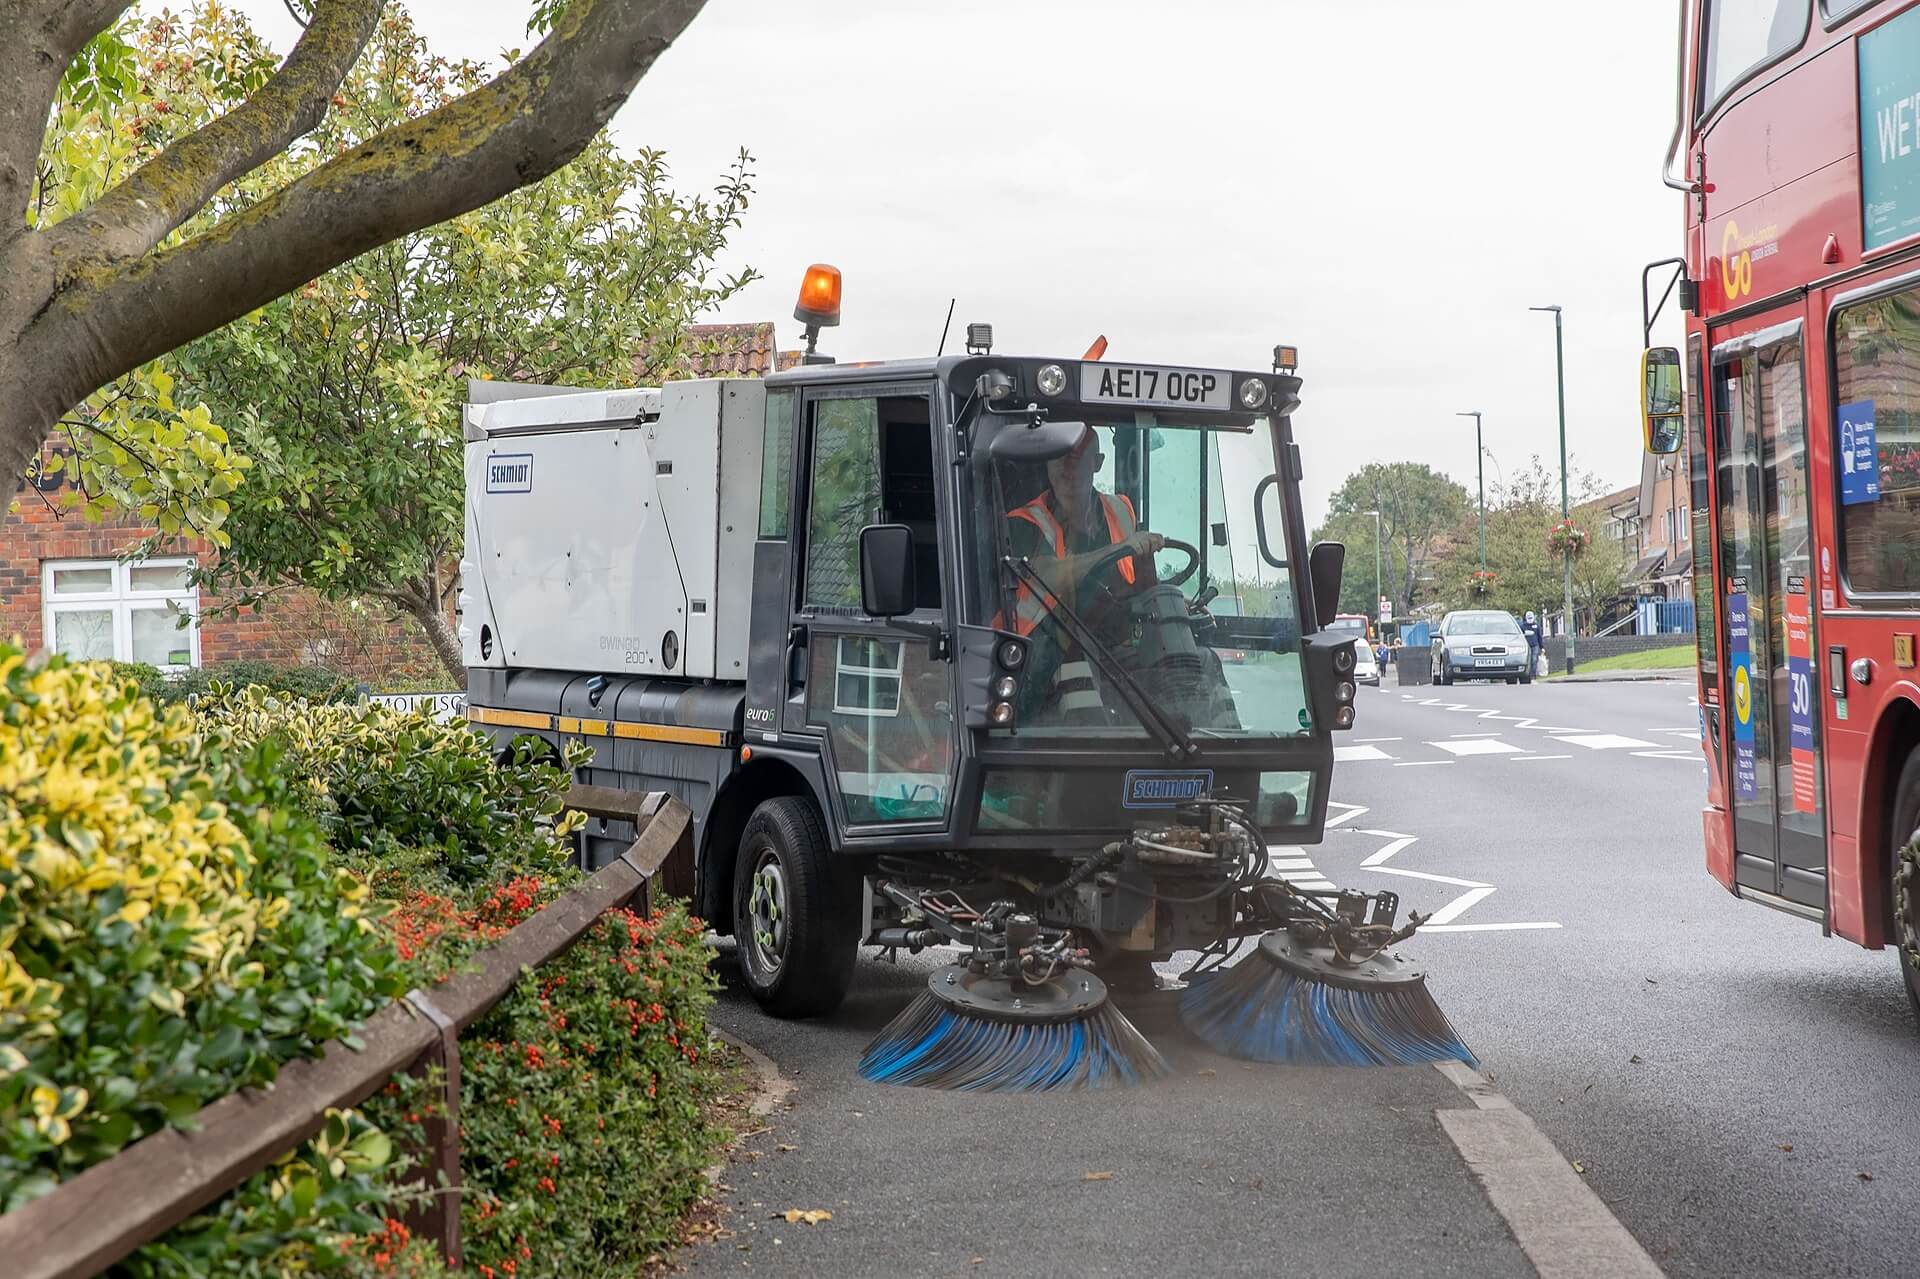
[794,263,842,328]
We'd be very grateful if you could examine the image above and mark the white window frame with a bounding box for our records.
[832,634,902,718]
[42,557,201,670]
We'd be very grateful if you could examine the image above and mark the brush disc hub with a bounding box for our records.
[1256,932,1429,992]
[926,964,1109,1023]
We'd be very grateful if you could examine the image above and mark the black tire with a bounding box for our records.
[1437,666,1453,687]
[1889,752,1920,1026]
[1505,675,1518,685]
[1520,671,1534,685]
[734,796,860,1019]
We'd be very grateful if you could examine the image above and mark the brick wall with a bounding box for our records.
[6,444,442,684]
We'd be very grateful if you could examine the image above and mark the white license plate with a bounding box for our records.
[1081,363,1232,411]
[1474,657,1504,667]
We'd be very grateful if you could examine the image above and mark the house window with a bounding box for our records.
[1680,504,1690,543]
[832,634,902,716]
[42,558,200,669]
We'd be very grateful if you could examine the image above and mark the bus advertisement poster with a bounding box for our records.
[1728,590,1757,800]
[1785,581,1816,814]
[1859,5,1920,252]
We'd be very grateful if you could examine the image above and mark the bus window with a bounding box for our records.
[1702,0,1810,111]
[1834,287,1920,596]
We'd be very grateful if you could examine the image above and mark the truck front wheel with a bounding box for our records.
[1892,752,1920,1026]
[734,796,859,1019]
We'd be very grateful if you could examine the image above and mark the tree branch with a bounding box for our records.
[50,0,383,263]
[0,0,129,231]
[35,0,707,411]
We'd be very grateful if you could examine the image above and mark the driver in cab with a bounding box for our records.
[1004,427,1164,629]
[1001,428,1163,721]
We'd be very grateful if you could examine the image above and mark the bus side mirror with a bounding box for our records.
[860,524,916,618]
[1308,541,1345,628]
[1641,346,1684,455]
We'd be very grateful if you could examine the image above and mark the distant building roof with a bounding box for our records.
[1575,482,1641,520]
[634,321,782,381]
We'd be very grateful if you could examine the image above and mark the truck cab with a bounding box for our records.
[460,298,1355,1017]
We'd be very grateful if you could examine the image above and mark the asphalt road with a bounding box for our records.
[1325,673,1920,1279]
[682,673,1920,1278]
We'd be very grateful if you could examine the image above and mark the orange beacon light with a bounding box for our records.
[794,264,841,364]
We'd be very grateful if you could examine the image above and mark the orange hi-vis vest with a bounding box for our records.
[1001,491,1138,638]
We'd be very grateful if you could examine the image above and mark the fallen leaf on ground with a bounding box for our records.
[1571,1160,1587,1174]
[1858,1172,1874,1182]
[777,1144,799,1152]
[774,1209,833,1225]
[1196,1068,1216,1077]
[1085,1171,1114,1181]
[1779,1144,1793,1152]
[971,1258,984,1266]
[1629,1054,1643,1064]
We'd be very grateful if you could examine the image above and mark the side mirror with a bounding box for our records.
[1308,540,1345,629]
[1641,346,1684,455]
[989,418,1089,464]
[859,524,916,618]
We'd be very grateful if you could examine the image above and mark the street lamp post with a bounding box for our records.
[1455,412,1485,571]
[1530,304,1575,674]
[1364,508,1382,626]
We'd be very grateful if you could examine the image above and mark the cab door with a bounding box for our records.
[1710,318,1828,913]
[781,383,959,832]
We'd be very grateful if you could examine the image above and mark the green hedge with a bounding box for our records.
[3,652,726,1275]
[114,660,358,707]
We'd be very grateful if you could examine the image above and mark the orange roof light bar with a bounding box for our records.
[1082,335,1109,361]
[793,263,842,329]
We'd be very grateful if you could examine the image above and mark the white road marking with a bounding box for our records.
[1394,759,1454,767]
[1551,733,1657,750]
[1511,754,1573,761]
[1449,730,1503,737]
[1370,866,1491,890]
[1432,738,1524,756]
[1360,835,1418,867]
[1423,885,1497,925]
[1335,744,1393,762]
[1356,736,1403,742]
[1631,749,1700,761]
[1324,801,1368,827]
[1422,922,1565,933]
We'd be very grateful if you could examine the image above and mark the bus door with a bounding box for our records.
[1711,319,1828,914]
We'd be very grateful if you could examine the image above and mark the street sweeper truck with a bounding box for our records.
[459,266,1473,1091]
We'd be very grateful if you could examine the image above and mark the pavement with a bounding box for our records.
[676,677,1920,1279]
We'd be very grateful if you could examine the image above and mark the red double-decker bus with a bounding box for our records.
[1643,0,1920,1018]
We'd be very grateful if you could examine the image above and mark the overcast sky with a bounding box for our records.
[235,0,1687,527]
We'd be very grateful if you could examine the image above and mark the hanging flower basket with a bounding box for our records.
[1467,569,1498,598]
[1548,519,1590,558]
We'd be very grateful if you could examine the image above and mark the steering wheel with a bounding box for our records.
[1080,535,1201,590]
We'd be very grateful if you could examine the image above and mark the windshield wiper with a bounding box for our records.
[1002,556,1198,760]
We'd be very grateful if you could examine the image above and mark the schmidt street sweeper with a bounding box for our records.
[459,266,1473,1091]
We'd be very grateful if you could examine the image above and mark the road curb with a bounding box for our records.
[1544,671,1688,683]
[711,1026,794,1119]
[1434,1062,1666,1279]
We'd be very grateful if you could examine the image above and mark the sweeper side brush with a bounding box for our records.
[1181,933,1478,1069]
[860,964,1168,1093]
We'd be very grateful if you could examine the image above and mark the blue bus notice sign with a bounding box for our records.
[1861,5,1920,251]
[1839,400,1878,505]
[1728,591,1757,801]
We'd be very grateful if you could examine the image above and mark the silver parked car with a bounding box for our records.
[1430,610,1532,685]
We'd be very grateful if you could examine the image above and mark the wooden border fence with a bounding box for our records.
[1,788,694,1279]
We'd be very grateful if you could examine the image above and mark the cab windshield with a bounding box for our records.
[975,413,1310,742]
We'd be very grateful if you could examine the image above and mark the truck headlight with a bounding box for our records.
[988,702,1015,726]
[1238,378,1269,410]
[997,639,1027,671]
[992,674,1018,701]
[1036,363,1068,396]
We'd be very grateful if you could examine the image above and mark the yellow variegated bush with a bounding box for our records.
[0,646,403,1210]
